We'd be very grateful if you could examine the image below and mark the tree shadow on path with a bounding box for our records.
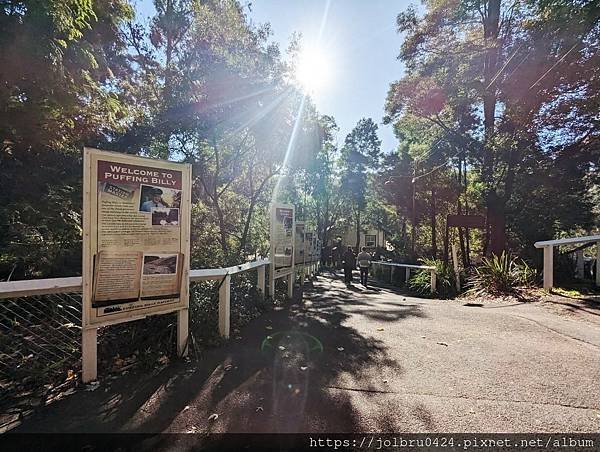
[14,273,426,439]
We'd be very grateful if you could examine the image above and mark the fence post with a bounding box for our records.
[219,274,231,338]
[287,272,294,298]
[452,243,461,292]
[576,250,584,279]
[82,327,97,383]
[430,270,436,294]
[177,308,189,357]
[257,264,265,294]
[543,245,553,290]
[390,265,395,284]
[405,267,410,286]
[269,264,275,298]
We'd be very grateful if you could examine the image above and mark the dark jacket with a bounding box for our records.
[343,250,356,268]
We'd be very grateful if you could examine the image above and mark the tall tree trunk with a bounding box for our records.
[355,209,361,250]
[482,0,505,256]
[457,162,468,268]
[464,159,471,264]
[431,186,437,258]
[411,170,416,256]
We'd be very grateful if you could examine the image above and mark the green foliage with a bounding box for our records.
[385,0,598,258]
[467,252,537,295]
[408,258,457,299]
[1,0,133,280]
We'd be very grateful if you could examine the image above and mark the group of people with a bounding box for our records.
[342,246,373,287]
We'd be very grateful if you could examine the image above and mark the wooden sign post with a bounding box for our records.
[82,148,192,382]
[269,203,295,298]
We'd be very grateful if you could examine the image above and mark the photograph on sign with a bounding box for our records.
[84,148,191,326]
[140,253,182,299]
[151,207,179,226]
[139,184,181,212]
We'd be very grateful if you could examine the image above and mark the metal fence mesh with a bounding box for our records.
[0,292,82,412]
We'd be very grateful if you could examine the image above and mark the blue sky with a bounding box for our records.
[136,0,410,153]
[248,0,409,153]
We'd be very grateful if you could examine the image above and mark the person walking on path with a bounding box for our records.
[343,246,356,284]
[357,247,373,288]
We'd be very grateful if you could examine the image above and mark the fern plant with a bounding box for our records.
[409,258,458,299]
[467,252,537,295]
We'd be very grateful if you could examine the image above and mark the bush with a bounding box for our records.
[188,274,272,350]
[467,252,537,295]
[409,258,458,299]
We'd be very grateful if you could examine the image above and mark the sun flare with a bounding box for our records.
[295,47,331,94]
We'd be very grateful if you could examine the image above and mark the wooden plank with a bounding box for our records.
[81,327,97,383]
[177,308,189,357]
[189,268,228,281]
[452,243,460,292]
[0,277,82,299]
[430,271,436,294]
[1,262,270,297]
[218,274,231,338]
[447,214,486,229]
[287,273,294,298]
[257,265,266,294]
[543,246,554,290]
[189,259,270,282]
[534,235,600,248]
[372,261,435,270]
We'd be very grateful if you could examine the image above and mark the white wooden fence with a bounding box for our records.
[534,235,600,289]
[0,259,279,340]
[372,261,437,294]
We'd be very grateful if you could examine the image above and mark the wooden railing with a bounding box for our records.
[534,235,600,289]
[372,261,437,294]
[0,259,273,339]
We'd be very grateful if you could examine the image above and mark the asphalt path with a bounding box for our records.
[13,271,600,434]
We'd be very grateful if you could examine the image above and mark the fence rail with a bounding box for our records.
[534,235,600,289]
[372,261,437,294]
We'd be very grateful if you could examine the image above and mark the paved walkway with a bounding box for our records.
[14,271,600,434]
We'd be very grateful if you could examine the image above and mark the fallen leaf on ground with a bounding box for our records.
[377,328,384,331]
[278,346,286,351]
[112,358,125,369]
[300,366,308,371]
[208,413,219,421]
[157,355,169,365]
[265,326,273,330]
[182,406,190,412]
[436,342,449,347]
[337,347,344,351]
[224,364,233,371]
[383,379,389,384]
[256,406,263,412]
[421,336,426,339]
